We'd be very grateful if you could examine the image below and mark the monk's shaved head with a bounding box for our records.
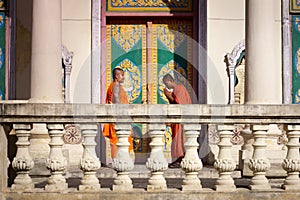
[113,68,124,79]
[163,74,175,83]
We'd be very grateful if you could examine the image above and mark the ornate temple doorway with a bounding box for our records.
[101,0,198,163]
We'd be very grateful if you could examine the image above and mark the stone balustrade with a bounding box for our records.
[0,102,300,197]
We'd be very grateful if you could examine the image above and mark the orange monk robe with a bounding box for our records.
[170,84,192,159]
[103,82,133,158]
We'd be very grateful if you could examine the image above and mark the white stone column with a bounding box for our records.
[79,124,101,191]
[112,123,134,191]
[248,125,271,190]
[214,125,236,192]
[45,124,67,192]
[282,125,300,190]
[181,124,202,191]
[11,124,34,191]
[245,0,281,104]
[29,0,63,103]
[146,124,168,191]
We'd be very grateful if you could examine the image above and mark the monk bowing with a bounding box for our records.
[163,74,192,168]
[103,67,133,158]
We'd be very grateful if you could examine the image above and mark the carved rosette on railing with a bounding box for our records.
[248,125,271,190]
[282,125,300,190]
[112,123,134,191]
[146,124,168,191]
[11,124,34,191]
[79,124,101,191]
[181,124,202,191]
[214,125,236,191]
[45,124,68,192]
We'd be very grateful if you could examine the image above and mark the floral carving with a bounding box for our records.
[46,158,67,171]
[12,158,34,171]
[282,159,300,172]
[112,158,134,172]
[80,158,100,171]
[181,158,202,172]
[249,159,270,172]
[146,158,168,172]
[214,159,235,173]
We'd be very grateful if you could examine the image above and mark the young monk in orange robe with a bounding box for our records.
[163,74,192,168]
[103,68,133,158]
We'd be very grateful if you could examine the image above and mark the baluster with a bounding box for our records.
[214,125,236,191]
[180,124,202,191]
[79,124,101,191]
[112,123,134,191]
[146,124,168,191]
[45,124,68,192]
[282,125,300,190]
[248,125,271,190]
[11,124,34,191]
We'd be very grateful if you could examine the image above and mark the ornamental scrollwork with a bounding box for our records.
[110,0,190,7]
[157,24,187,53]
[208,124,220,144]
[111,25,142,52]
[63,124,82,144]
[118,59,141,103]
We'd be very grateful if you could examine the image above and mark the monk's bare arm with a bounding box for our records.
[112,84,120,103]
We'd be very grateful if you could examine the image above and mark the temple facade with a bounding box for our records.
[0,0,300,199]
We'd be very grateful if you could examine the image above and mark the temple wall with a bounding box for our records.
[207,0,281,104]
[62,0,92,103]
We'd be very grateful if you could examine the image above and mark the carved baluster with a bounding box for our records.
[112,123,134,191]
[146,124,168,191]
[11,124,34,191]
[214,125,236,191]
[79,124,101,191]
[180,124,202,191]
[45,124,68,192]
[282,125,300,190]
[248,125,271,190]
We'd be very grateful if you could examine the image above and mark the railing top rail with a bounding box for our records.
[0,102,300,124]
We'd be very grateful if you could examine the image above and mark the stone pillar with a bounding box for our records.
[282,125,300,190]
[112,123,134,191]
[0,125,9,191]
[214,125,236,192]
[248,125,271,190]
[29,0,63,103]
[245,0,281,104]
[11,124,34,191]
[79,124,101,191]
[146,124,168,191]
[45,124,67,192]
[181,124,202,191]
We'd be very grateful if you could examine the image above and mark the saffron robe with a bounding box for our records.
[103,82,133,158]
[170,84,192,159]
